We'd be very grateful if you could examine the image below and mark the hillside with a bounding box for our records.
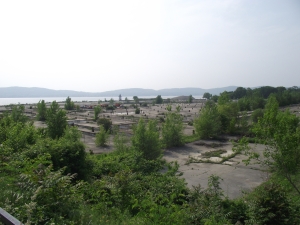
[0,86,239,98]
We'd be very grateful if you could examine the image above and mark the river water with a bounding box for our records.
[0,96,203,106]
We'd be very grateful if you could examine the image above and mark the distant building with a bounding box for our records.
[119,94,122,101]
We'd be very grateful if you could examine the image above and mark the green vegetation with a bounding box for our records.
[194,86,300,139]
[113,132,129,152]
[133,95,139,106]
[203,92,212,99]
[65,96,75,110]
[95,125,109,147]
[162,111,184,148]
[188,94,193,103]
[94,105,102,121]
[97,117,112,132]
[109,98,114,105]
[135,107,140,114]
[155,95,163,104]
[194,101,221,139]
[166,104,172,111]
[251,108,264,123]
[132,118,162,160]
[10,105,28,123]
[237,96,300,195]
[46,101,67,139]
[125,97,129,103]
[1,87,300,224]
[183,134,199,143]
[36,100,47,121]
[106,105,115,111]
[202,149,227,158]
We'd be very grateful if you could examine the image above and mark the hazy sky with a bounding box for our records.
[1,0,299,92]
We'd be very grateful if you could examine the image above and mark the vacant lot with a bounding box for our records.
[6,100,272,199]
[163,139,267,199]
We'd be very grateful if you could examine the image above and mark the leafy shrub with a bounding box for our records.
[106,105,115,110]
[162,112,184,147]
[132,119,161,160]
[246,182,297,225]
[9,166,84,224]
[97,117,112,132]
[65,96,75,110]
[45,128,91,180]
[135,108,140,114]
[113,132,129,153]
[95,125,109,147]
[251,108,264,123]
[194,101,221,139]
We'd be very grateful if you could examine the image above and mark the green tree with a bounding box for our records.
[217,91,230,105]
[238,96,300,195]
[47,127,90,180]
[188,95,193,103]
[203,92,212,99]
[125,97,129,103]
[135,108,140,114]
[217,102,239,134]
[97,117,112,132]
[246,182,294,225]
[46,101,67,139]
[194,101,221,139]
[211,95,219,102]
[37,100,47,121]
[2,119,38,152]
[94,105,102,121]
[109,98,115,106]
[132,118,162,160]
[133,96,139,106]
[166,105,172,111]
[238,97,251,111]
[11,105,28,123]
[16,166,84,224]
[251,95,265,110]
[95,125,109,147]
[162,111,184,148]
[155,95,163,104]
[232,87,247,99]
[65,96,75,110]
[113,132,129,153]
[165,98,171,103]
[251,108,264,123]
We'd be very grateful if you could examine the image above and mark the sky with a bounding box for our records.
[0,0,299,92]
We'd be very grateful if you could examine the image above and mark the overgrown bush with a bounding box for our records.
[245,182,298,225]
[251,108,264,123]
[106,105,115,111]
[132,119,162,160]
[97,117,112,132]
[194,101,221,139]
[135,108,140,114]
[162,112,184,147]
[95,125,109,147]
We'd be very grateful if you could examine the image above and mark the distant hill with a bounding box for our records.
[0,86,239,98]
